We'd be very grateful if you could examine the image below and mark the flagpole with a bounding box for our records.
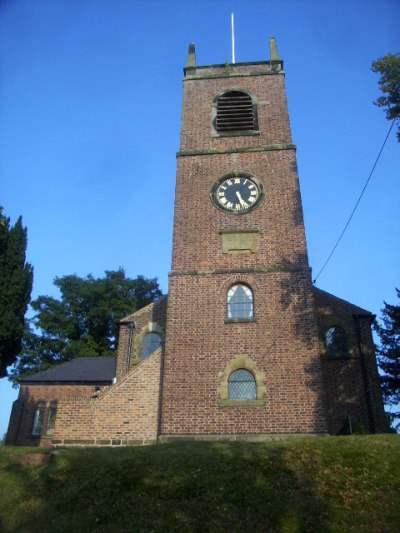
[231,13,235,64]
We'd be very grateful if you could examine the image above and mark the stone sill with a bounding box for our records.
[218,399,265,407]
[212,130,260,138]
[224,318,257,324]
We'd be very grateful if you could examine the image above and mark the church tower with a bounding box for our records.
[160,39,328,439]
[6,39,388,448]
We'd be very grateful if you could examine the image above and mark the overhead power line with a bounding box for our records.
[313,117,397,285]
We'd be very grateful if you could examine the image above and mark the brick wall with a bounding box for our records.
[181,64,292,151]
[161,270,327,436]
[52,349,162,446]
[171,150,307,272]
[5,383,100,447]
[314,288,388,434]
[116,297,167,380]
[6,299,166,447]
[161,62,328,437]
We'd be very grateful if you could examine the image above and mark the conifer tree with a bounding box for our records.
[0,208,33,377]
[376,289,400,429]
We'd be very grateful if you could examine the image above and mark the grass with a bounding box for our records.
[0,435,399,532]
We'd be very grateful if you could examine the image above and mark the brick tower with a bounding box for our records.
[160,39,328,439]
[6,39,388,448]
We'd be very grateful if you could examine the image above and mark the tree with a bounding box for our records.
[10,269,162,382]
[375,289,400,429]
[0,208,33,377]
[371,53,400,141]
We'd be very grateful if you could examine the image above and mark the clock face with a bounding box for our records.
[212,175,262,213]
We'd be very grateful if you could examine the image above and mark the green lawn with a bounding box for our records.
[0,435,399,532]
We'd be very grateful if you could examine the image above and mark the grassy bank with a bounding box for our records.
[0,435,399,532]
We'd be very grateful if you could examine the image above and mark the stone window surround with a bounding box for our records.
[218,355,266,407]
[211,87,260,138]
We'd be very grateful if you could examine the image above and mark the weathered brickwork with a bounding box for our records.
[52,350,162,446]
[180,63,292,151]
[116,297,167,380]
[314,288,387,434]
[172,151,307,271]
[6,384,101,447]
[162,272,327,435]
[161,59,329,437]
[6,300,167,448]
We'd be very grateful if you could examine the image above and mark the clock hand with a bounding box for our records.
[236,191,243,203]
[236,191,248,208]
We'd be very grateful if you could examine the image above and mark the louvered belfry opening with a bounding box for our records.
[216,91,256,133]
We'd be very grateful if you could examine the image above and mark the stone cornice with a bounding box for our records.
[184,71,284,81]
[177,143,296,157]
[169,265,310,277]
[183,61,284,80]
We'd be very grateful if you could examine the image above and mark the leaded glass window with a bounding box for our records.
[32,402,46,437]
[325,326,348,354]
[227,284,253,319]
[228,369,256,400]
[46,401,57,435]
[142,332,162,359]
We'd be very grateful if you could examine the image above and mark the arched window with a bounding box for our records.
[228,369,256,400]
[216,91,257,133]
[325,326,348,354]
[32,402,46,437]
[46,401,58,436]
[218,355,266,406]
[141,332,162,359]
[227,284,253,319]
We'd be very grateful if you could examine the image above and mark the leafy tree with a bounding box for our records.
[0,208,33,377]
[371,53,400,141]
[375,289,400,429]
[10,269,162,382]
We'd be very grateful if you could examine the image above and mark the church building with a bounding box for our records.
[6,39,388,446]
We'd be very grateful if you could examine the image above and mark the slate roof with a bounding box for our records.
[20,357,116,383]
[313,287,373,315]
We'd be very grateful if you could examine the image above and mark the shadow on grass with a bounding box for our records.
[0,441,331,533]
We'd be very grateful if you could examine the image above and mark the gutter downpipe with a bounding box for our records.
[353,313,376,434]
[126,322,135,373]
[156,344,166,445]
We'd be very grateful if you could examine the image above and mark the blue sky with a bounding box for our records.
[1,0,399,437]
